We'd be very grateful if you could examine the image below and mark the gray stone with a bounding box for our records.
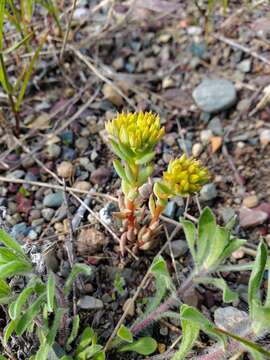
[7,170,25,179]
[237,59,251,73]
[165,240,188,258]
[219,207,236,224]
[28,229,38,240]
[11,222,29,240]
[214,307,250,335]
[200,183,217,201]
[208,117,223,136]
[163,201,177,219]
[99,202,118,225]
[193,79,237,113]
[78,296,104,310]
[41,208,55,221]
[75,137,89,153]
[43,192,64,208]
[177,139,192,155]
[44,144,61,160]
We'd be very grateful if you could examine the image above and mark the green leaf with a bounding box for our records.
[21,0,34,22]
[16,293,46,336]
[135,151,155,165]
[125,163,136,184]
[76,327,95,354]
[0,0,6,50]
[64,263,92,296]
[9,285,34,320]
[15,33,48,112]
[117,325,133,343]
[197,207,216,268]
[265,258,270,308]
[0,248,22,264]
[217,262,254,272]
[180,306,226,347]
[0,32,33,54]
[172,304,199,360]
[3,319,17,345]
[137,164,153,185]
[150,255,170,278]
[195,277,238,303]
[0,260,32,279]
[34,340,50,360]
[67,314,80,346]
[218,238,246,264]
[181,219,197,266]
[110,139,128,161]
[47,308,64,346]
[0,229,26,256]
[77,345,104,360]
[0,279,11,297]
[251,302,270,335]
[248,241,267,318]
[47,272,56,312]
[0,355,8,360]
[204,226,229,269]
[113,159,127,181]
[119,336,157,355]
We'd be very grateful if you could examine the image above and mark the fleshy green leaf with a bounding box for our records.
[195,277,238,303]
[0,229,27,256]
[248,241,267,318]
[16,293,46,336]
[77,345,104,360]
[181,219,197,266]
[113,159,128,181]
[137,164,153,184]
[172,304,199,360]
[197,207,216,268]
[119,336,157,355]
[218,238,246,264]
[204,226,229,269]
[0,260,32,279]
[76,327,95,354]
[135,151,155,165]
[47,273,56,312]
[67,314,80,346]
[117,325,133,343]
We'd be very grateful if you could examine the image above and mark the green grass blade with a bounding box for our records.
[47,272,56,313]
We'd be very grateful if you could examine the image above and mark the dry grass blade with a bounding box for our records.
[60,0,78,61]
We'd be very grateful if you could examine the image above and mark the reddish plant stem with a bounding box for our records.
[130,273,195,335]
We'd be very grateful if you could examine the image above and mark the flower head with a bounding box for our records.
[106,112,164,160]
[162,155,210,197]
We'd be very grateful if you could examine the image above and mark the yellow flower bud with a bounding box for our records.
[162,155,210,197]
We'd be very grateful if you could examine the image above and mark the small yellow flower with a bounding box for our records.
[162,155,210,196]
[106,112,164,157]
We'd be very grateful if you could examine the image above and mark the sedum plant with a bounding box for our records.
[105,112,210,252]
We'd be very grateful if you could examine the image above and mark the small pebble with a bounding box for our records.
[192,143,203,157]
[102,84,123,106]
[41,208,55,221]
[123,298,135,316]
[232,248,245,260]
[237,59,251,73]
[77,296,104,310]
[91,166,111,185]
[7,170,25,179]
[163,201,177,219]
[43,192,64,208]
[57,161,74,178]
[239,207,268,228]
[200,183,217,201]
[44,144,61,160]
[242,195,259,208]
[75,137,89,153]
[165,240,188,258]
[74,181,91,192]
[260,129,270,147]
[200,129,213,144]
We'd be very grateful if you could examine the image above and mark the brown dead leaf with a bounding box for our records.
[211,136,223,153]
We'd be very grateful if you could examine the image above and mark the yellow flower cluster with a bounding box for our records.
[105,112,164,155]
[163,155,209,196]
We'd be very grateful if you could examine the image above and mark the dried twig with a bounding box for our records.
[60,0,78,60]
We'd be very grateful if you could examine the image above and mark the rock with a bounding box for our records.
[165,240,188,258]
[11,223,29,240]
[200,129,213,144]
[80,158,95,172]
[43,192,64,208]
[21,156,35,169]
[75,137,89,153]
[78,296,104,310]
[200,183,217,201]
[74,181,91,192]
[61,130,74,145]
[41,208,55,221]
[237,59,251,73]
[62,147,77,161]
[162,77,174,89]
[255,202,270,217]
[91,166,111,185]
[143,57,156,71]
[123,298,135,316]
[239,207,268,228]
[260,129,270,147]
[192,143,203,157]
[102,84,123,106]
[242,195,259,208]
[77,228,108,255]
[73,7,89,20]
[232,248,245,260]
[237,99,251,112]
[28,229,38,240]
[208,117,223,136]
[177,139,192,154]
[44,144,61,160]
[99,202,118,225]
[163,201,177,218]
[193,79,237,113]
[214,307,250,334]
[29,210,41,221]
[57,161,74,178]
[187,26,202,36]
[112,57,124,70]
[182,288,198,307]
[7,170,25,179]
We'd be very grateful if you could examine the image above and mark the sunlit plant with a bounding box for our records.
[106,112,210,252]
